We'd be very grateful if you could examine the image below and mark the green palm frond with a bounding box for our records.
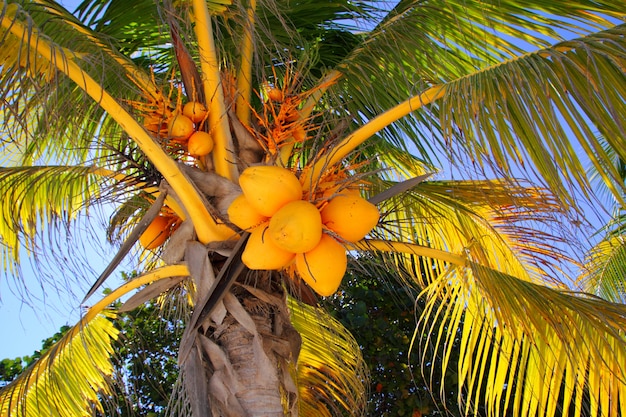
[415,262,626,417]
[289,297,368,417]
[0,165,110,270]
[438,25,626,205]
[579,235,626,303]
[326,2,625,204]
[0,310,119,417]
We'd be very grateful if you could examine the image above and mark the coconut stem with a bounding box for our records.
[302,84,445,190]
[277,69,342,167]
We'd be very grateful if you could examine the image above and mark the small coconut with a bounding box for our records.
[267,88,284,102]
[242,223,296,270]
[227,193,269,230]
[187,131,214,156]
[321,195,379,242]
[295,234,347,296]
[140,215,173,249]
[268,200,322,253]
[239,165,302,217]
[183,101,208,123]
[168,114,194,142]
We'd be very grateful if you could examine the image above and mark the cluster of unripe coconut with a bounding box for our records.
[227,165,380,296]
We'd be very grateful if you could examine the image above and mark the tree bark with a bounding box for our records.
[179,242,300,417]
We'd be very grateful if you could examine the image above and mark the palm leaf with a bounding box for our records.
[288,297,368,417]
[438,25,626,205]
[579,235,626,303]
[415,262,626,417]
[0,310,119,417]
[0,165,108,272]
[323,2,626,204]
[373,178,573,285]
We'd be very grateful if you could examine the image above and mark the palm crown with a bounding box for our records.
[0,0,625,416]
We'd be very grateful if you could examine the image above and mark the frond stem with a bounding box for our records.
[85,264,190,320]
[2,16,226,243]
[302,84,445,189]
[235,0,257,126]
[192,0,238,181]
[350,239,466,266]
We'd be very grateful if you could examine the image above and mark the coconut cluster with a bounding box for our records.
[228,165,380,296]
[144,101,214,157]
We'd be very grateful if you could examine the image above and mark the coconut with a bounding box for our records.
[239,165,302,217]
[187,131,214,156]
[267,88,284,102]
[295,234,347,296]
[140,215,173,249]
[241,223,296,270]
[167,114,194,142]
[321,195,379,242]
[183,101,208,123]
[268,200,322,253]
[227,193,269,230]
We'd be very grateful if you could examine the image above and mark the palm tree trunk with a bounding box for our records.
[179,242,300,417]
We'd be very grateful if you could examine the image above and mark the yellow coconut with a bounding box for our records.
[167,114,194,142]
[241,223,296,270]
[227,193,269,230]
[187,131,214,156]
[183,101,208,123]
[295,234,347,296]
[268,200,322,253]
[239,165,302,217]
[140,215,173,250]
[321,194,379,242]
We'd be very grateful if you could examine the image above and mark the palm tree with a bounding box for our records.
[0,0,625,416]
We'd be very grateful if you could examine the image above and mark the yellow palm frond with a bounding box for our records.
[289,297,368,417]
[373,179,572,285]
[0,310,119,417]
[415,262,626,417]
[0,166,103,273]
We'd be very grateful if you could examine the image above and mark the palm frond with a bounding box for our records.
[0,310,119,417]
[0,1,154,166]
[288,297,368,417]
[373,178,574,285]
[438,24,626,205]
[579,235,626,303]
[0,165,107,272]
[323,2,626,205]
[415,262,626,417]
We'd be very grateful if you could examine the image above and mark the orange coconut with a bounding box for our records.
[268,200,322,253]
[267,88,284,102]
[227,193,269,230]
[241,223,296,270]
[295,234,347,296]
[168,114,194,142]
[183,101,208,123]
[140,215,173,250]
[321,195,379,242]
[239,165,302,217]
[187,131,214,156]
